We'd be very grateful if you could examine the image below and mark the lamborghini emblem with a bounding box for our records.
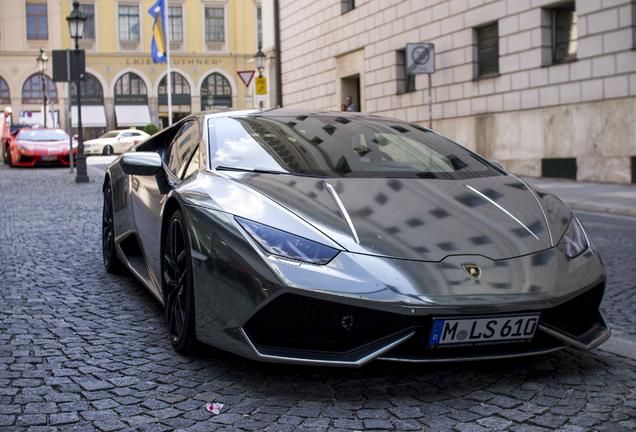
[462,263,481,279]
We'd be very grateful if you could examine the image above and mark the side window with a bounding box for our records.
[122,132,133,137]
[166,120,200,178]
[183,147,201,179]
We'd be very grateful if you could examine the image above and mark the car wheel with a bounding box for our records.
[5,144,12,167]
[102,182,125,273]
[103,145,113,156]
[163,210,197,353]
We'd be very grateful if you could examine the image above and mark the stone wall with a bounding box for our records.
[434,97,636,183]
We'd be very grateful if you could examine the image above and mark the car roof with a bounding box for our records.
[193,108,403,124]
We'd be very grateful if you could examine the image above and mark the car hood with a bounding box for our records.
[225,173,567,261]
[15,140,71,155]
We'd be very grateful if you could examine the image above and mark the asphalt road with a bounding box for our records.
[1,160,636,432]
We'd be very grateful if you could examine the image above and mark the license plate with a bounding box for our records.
[428,313,540,349]
[41,156,58,161]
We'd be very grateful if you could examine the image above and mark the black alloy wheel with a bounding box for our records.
[5,144,12,167]
[103,145,113,156]
[163,210,197,353]
[102,183,124,273]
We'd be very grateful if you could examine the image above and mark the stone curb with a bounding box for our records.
[596,335,636,360]
[565,201,636,218]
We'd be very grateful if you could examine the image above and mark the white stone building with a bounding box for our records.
[266,0,636,183]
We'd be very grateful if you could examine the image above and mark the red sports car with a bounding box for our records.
[5,128,77,167]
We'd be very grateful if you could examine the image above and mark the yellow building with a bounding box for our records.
[0,0,262,141]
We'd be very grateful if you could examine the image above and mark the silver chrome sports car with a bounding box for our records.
[102,109,610,366]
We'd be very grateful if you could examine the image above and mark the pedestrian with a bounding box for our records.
[340,104,346,111]
[345,95,357,112]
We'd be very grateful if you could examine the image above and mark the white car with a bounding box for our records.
[83,130,150,155]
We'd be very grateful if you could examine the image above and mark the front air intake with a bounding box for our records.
[243,293,409,352]
[540,282,605,336]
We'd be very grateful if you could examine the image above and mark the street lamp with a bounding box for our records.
[36,47,48,128]
[66,0,88,183]
[254,48,266,77]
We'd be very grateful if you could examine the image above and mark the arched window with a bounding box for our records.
[71,73,104,105]
[159,72,191,105]
[114,72,147,104]
[0,77,9,105]
[201,73,231,109]
[22,74,57,104]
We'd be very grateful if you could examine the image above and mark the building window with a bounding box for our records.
[26,3,47,40]
[159,72,191,105]
[71,74,103,105]
[396,50,416,94]
[257,7,262,48]
[118,4,140,41]
[552,4,577,64]
[79,3,95,40]
[341,0,355,14]
[0,76,10,105]
[201,73,232,109]
[205,7,225,42]
[22,74,57,104]
[476,23,499,79]
[169,6,183,42]
[114,72,147,104]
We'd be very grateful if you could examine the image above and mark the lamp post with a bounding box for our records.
[66,0,88,183]
[254,48,265,108]
[36,47,48,128]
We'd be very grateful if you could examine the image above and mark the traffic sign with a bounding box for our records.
[255,77,267,95]
[237,71,255,87]
[406,43,435,74]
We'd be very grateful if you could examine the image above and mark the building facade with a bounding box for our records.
[273,0,636,183]
[0,0,262,141]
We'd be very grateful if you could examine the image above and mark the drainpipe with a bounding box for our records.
[274,0,282,107]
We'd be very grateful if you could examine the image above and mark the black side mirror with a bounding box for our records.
[120,152,163,176]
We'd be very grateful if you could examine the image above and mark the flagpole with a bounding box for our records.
[164,2,173,126]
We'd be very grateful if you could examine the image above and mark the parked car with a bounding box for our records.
[5,127,77,167]
[84,129,149,155]
[102,109,610,366]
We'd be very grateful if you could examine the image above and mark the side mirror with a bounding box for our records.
[120,152,163,176]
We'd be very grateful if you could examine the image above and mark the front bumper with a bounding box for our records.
[13,152,74,166]
[238,283,610,366]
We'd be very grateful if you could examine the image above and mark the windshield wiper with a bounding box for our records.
[215,166,329,178]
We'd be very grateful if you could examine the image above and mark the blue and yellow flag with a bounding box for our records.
[148,0,167,63]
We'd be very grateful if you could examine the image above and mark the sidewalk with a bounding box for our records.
[521,176,636,218]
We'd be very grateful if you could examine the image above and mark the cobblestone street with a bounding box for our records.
[1,163,636,432]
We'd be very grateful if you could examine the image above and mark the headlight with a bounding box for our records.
[236,217,339,265]
[17,145,28,152]
[557,216,588,258]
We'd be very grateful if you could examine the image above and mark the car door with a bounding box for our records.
[130,119,201,293]
[116,131,134,153]
[130,131,145,146]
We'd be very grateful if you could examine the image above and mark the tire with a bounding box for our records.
[103,145,113,156]
[162,209,197,353]
[5,144,12,167]
[102,183,125,273]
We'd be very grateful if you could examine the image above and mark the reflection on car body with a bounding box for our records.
[102,109,610,367]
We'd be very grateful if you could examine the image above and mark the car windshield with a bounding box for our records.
[208,115,503,179]
[17,129,70,142]
[99,132,120,138]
